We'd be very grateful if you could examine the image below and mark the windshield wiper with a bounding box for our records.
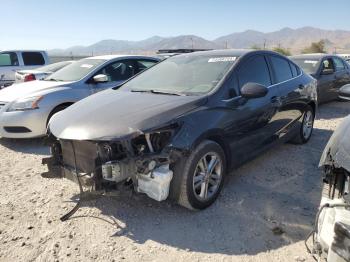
[131,89,186,96]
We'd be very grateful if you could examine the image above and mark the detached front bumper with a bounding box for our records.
[0,108,49,138]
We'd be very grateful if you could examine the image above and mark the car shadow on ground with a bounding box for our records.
[0,137,50,155]
[61,125,334,256]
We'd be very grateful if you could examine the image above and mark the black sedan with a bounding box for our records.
[290,54,350,104]
[43,50,317,211]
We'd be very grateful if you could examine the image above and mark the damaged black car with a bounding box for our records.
[43,50,317,212]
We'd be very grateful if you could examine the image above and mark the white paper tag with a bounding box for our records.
[208,57,237,63]
[80,64,94,68]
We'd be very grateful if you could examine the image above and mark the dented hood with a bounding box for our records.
[319,115,350,172]
[49,89,206,140]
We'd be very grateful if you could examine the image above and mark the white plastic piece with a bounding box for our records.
[137,165,173,201]
[318,196,350,262]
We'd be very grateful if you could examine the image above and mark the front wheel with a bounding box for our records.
[290,105,315,144]
[176,140,226,210]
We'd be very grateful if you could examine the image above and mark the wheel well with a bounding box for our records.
[206,135,231,170]
[47,102,74,125]
[308,101,316,115]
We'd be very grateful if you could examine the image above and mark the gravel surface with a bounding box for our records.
[0,101,349,262]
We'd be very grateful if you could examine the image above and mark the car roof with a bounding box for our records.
[0,50,47,53]
[290,53,333,60]
[84,54,159,61]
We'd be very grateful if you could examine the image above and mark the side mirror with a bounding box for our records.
[93,74,108,83]
[241,82,268,99]
[321,68,334,75]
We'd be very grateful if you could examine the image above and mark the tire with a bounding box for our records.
[175,140,226,210]
[290,105,315,144]
[46,105,70,126]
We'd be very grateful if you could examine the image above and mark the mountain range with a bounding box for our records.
[49,27,350,56]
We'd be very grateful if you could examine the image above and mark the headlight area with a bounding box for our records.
[42,127,180,204]
[7,96,43,112]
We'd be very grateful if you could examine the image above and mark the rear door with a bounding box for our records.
[268,55,305,136]
[226,54,283,165]
[333,56,350,91]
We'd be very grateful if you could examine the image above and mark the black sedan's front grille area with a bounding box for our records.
[60,140,99,173]
[4,126,32,133]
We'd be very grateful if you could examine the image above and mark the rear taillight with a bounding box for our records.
[24,74,36,82]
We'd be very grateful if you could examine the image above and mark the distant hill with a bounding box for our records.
[49,27,350,56]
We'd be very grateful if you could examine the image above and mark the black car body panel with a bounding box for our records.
[290,54,350,104]
[43,50,317,205]
[319,114,350,172]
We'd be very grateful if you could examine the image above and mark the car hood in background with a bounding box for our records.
[0,80,74,102]
[319,115,350,172]
[49,89,206,140]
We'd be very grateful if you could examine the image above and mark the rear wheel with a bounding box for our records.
[290,105,314,144]
[176,140,226,210]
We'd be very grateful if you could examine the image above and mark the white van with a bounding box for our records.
[0,50,49,88]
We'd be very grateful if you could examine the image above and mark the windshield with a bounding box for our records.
[290,58,320,74]
[45,59,105,81]
[37,61,73,73]
[121,54,237,95]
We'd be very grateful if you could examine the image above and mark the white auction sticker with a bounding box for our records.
[304,60,318,64]
[80,64,94,68]
[208,57,237,63]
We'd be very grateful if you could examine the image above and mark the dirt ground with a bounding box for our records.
[0,101,349,262]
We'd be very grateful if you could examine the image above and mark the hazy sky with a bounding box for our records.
[2,0,350,50]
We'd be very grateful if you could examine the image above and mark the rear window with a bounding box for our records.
[289,62,300,77]
[270,56,293,83]
[22,52,45,66]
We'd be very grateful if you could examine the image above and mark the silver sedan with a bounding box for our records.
[0,55,159,138]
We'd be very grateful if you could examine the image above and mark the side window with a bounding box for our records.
[97,60,135,82]
[238,55,271,88]
[136,60,158,73]
[22,52,45,66]
[322,58,335,71]
[0,52,19,66]
[289,62,299,77]
[270,56,293,83]
[333,57,345,71]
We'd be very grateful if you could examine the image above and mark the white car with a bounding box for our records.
[15,61,74,83]
[0,50,49,88]
[0,55,160,138]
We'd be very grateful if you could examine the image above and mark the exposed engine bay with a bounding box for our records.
[42,127,181,220]
[306,167,350,261]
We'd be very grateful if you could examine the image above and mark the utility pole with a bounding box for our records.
[263,39,267,50]
[225,41,228,49]
[191,37,194,49]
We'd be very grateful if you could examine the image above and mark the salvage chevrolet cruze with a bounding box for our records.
[43,50,317,211]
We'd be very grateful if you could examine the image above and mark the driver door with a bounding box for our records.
[89,59,136,94]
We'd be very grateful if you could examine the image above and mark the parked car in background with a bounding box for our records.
[43,50,317,211]
[0,50,49,88]
[15,61,74,83]
[0,55,160,138]
[290,54,350,104]
[306,115,350,262]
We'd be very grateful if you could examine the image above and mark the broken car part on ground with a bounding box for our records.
[42,49,317,217]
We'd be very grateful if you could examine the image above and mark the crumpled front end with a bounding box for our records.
[319,115,350,173]
[42,124,183,202]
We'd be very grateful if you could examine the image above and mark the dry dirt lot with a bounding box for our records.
[0,101,349,262]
